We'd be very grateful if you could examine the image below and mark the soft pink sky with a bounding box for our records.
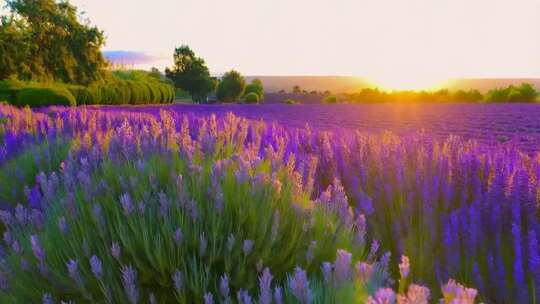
[3,0,540,88]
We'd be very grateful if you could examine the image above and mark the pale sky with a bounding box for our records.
[3,0,540,88]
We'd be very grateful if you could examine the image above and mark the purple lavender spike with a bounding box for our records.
[42,293,53,304]
[259,268,273,304]
[111,242,121,260]
[288,267,311,304]
[30,235,45,262]
[90,255,103,280]
[58,216,68,234]
[243,239,254,256]
[173,228,183,245]
[219,273,230,298]
[172,270,183,292]
[334,249,352,284]
[121,265,139,304]
[120,193,134,216]
[273,286,283,304]
[203,292,214,304]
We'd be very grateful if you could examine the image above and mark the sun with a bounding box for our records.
[369,73,446,91]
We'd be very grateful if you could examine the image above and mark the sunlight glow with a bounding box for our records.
[370,73,446,91]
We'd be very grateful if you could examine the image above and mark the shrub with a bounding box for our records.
[0,79,24,104]
[16,86,76,107]
[66,85,97,105]
[285,98,299,104]
[243,92,260,104]
[245,78,264,100]
[323,95,338,104]
[216,70,246,102]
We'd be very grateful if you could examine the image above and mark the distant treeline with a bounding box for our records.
[338,83,538,103]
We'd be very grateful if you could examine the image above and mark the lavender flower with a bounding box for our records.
[111,241,121,260]
[243,239,254,256]
[120,193,134,216]
[334,249,352,283]
[321,262,333,283]
[203,292,214,304]
[42,293,53,304]
[274,286,283,304]
[259,268,273,304]
[57,216,68,234]
[288,267,311,304]
[237,289,253,304]
[173,228,183,245]
[121,265,139,304]
[172,269,183,292]
[67,259,81,285]
[90,255,103,280]
[30,235,45,262]
[219,273,230,298]
[367,288,396,304]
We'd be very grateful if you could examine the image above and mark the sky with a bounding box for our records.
[3,0,540,89]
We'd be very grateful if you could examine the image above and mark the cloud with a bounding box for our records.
[102,50,159,65]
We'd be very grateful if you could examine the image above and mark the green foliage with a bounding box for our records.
[453,89,483,102]
[243,92,260,104]
[165,45,215,103]
[323,95,338,104]
[16,85,76,107]
[66,85,97,105]
[1,0,107,84]
[0,78,24,103]
[244,78,264,100]
[216,70,246,102]
[485,83,538,103]
[285,98,299,104]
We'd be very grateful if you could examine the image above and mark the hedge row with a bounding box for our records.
[0,79,175,107]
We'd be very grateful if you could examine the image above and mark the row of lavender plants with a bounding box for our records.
[0,103,531,302]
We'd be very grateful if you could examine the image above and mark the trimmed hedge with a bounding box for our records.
[16,86,76,107]
[1,75,175,107]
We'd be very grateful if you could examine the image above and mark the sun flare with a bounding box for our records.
[370,74,446,91]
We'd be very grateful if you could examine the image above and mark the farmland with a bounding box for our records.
[1,103,539,303]
[97,103,540,153]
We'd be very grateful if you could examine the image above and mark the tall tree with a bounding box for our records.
[1,0,107,84]
[165,45,215,103]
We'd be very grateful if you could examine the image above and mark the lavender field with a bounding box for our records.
[99,103,540,153]
[0,103,538,303]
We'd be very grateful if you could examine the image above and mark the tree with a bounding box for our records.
[1,0,107,84]
[244,78,264,100]
[216,70,246,102]
[292,85,302,94]
[165,45,215,103]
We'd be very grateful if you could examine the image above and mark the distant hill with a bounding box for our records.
[245,76,540,93]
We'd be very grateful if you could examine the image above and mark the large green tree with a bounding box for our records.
[216,70,246,102]
[0,0,107,84]
[165,45,215,103]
